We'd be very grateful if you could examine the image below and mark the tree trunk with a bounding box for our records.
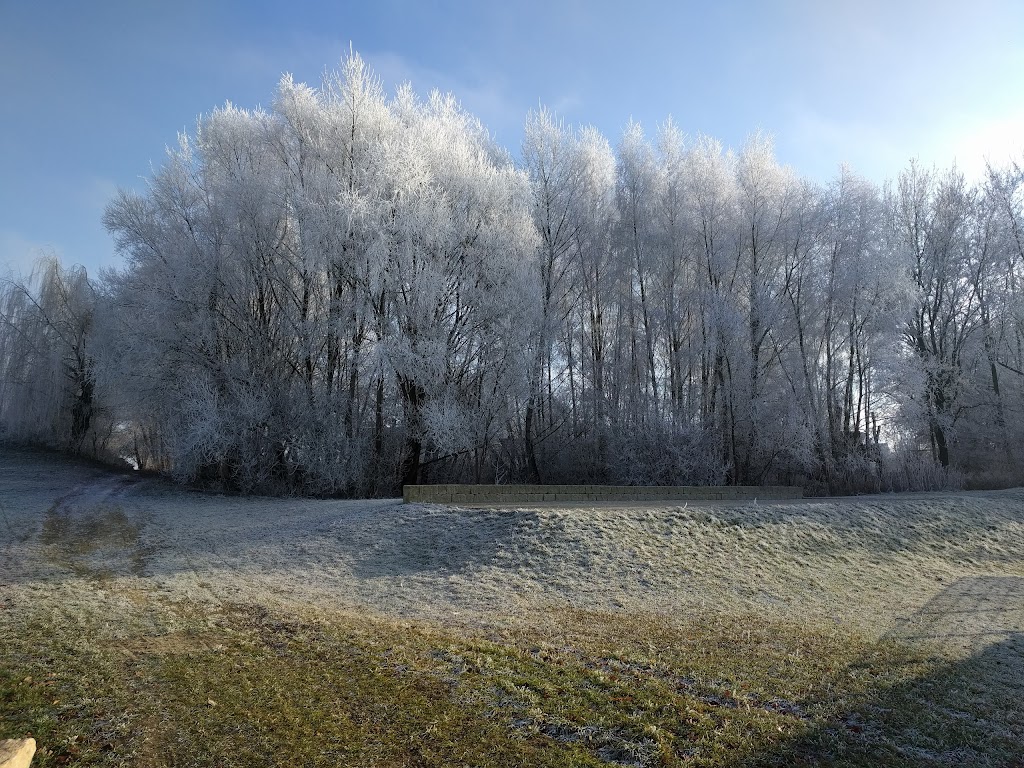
[398,376,425,488]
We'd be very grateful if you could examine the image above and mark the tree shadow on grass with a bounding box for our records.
[340,505,546,579]
[886,576,1024,656]
[37,498,547,583]
[744,576,1024,767]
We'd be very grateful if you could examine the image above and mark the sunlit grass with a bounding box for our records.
[5,587,1015,767]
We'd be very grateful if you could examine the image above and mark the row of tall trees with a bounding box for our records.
[2,53,1023,495]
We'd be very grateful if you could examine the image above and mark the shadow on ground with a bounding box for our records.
[745,576,1024,767]
[23,480,546,583]
[887,575,1024,655]
[339,505,546,579]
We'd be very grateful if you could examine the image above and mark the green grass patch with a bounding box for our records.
[1,591,1019,766]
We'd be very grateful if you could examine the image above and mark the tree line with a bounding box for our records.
[2,53,1022,495]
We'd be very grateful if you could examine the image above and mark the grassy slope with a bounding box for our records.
[1,448,1022,766]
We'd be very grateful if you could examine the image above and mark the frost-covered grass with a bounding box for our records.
[1,447,1023,765]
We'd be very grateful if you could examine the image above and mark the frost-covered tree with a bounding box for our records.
[0,257,102,452]
[8,49,1023,494]
[101,53,538,493]
[521,108,589,480]
[379,87,538,486]
[890,163,980,468]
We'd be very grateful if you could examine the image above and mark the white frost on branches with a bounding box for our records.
[2,51,1023,494]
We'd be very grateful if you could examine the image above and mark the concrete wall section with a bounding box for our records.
[402,484,803,504]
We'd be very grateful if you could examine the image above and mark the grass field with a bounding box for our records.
[2,447,1023,766]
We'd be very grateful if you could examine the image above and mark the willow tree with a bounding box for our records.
[0,257,100,451]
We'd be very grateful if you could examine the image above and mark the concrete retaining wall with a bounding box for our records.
[402,484,803,504]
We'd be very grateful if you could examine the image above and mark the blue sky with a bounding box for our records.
[2,0,1023,279]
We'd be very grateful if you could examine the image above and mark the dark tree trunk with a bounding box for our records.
[69,362,94,446]
[524,395,542,482]
[374,374,385,459]
[400,435,422,489]
[932,420,950,468]
[398,376,425,488]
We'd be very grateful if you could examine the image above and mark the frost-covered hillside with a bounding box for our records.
[3,447,1023,654]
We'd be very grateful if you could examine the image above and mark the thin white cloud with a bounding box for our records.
[82,177,120,213]
[0,230,62,282]
[931,110,1024,180]
[783,100,1024,185]
[543,93,585,122]
[205,39,528,147]
[783,105,905,183]
[219,37,349,91]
